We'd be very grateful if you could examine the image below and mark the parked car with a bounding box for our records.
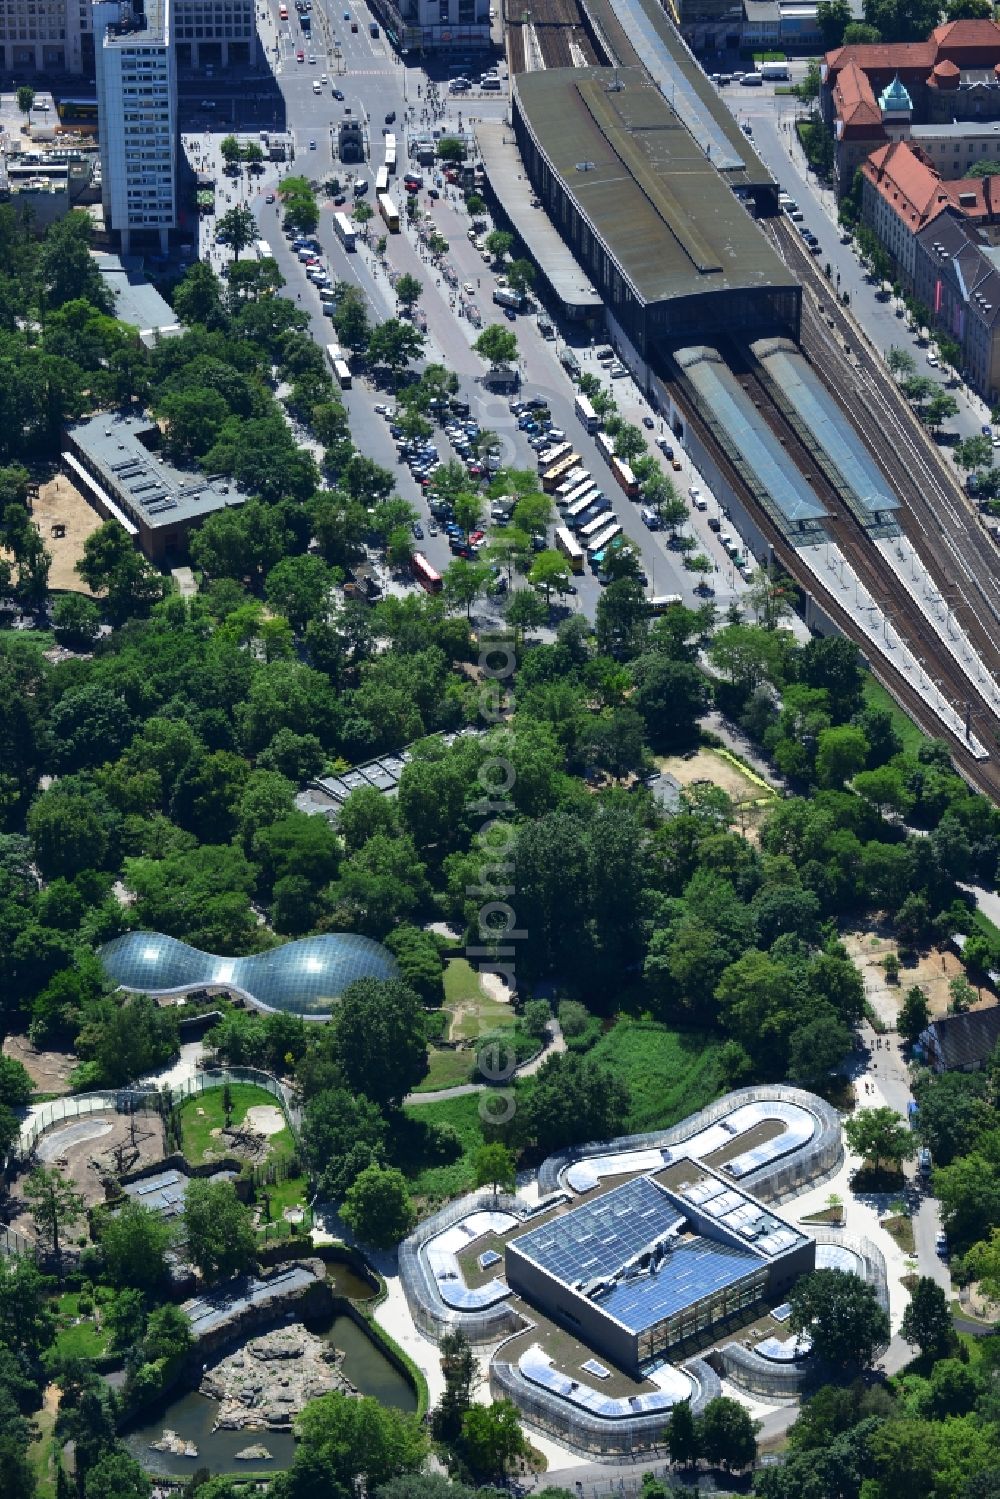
[643,416,654,430]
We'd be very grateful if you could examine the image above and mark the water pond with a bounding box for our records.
[125,1314,416,1477]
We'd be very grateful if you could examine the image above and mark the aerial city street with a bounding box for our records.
[3,0,1000,1496]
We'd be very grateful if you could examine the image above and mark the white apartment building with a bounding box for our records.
[93,0,176,254]
[0,0,91,75]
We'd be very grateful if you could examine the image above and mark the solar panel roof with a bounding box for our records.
[510,1176,684,1287]
[598,1237,761,1331]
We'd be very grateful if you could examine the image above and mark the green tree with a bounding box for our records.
[301,1088,387,1201]
[432,1330,478,1442]
[97,1200,173,1292]
[506,258,535,297]
[697,1396,758,1471]
[523,1053,630,1154]
[528,550,571,600]
[83,1451,151,1499]
[394,272,423,311]
[442,557,491,619]
[294,1391,427,1492]
[900,1275,955,1358]
[843,1106,916,1174]
[340,1165,416,1248]
[887,346,916,378]
[436,137,467,164]
[367,319,425,386]
[789,1268,890,1370]
[76,521,164,623]
[815,725,869,788]
[23,1167,85,1264]
[666,1399,701,1466]
[485,230,514,263]
[220,134,241,166]
[182,1179,256,1280]
[265,555,335,633]
[473,324,518,368]
[953,434,994,472]
[332,977,428,1108]
[786,1014,852,1087]
[217,204,256,260]
[964,1227,1000,1301]
[16,85,35,124]
[922,390,959,432]
[460,1399,526,1479]
[52,593,100,650]
[899,985,930,1043]
[473,1143,517,1203]
[817,0,852,46]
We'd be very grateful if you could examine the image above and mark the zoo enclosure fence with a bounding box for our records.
[2,1067,300,1260]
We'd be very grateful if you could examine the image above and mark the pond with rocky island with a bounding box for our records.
[124,1315,417,1477]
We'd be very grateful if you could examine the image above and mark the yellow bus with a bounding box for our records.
[542,453,581,493]
[378,192,400,232]
[554,525,585,573]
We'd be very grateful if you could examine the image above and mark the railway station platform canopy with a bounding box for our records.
[752,336,902,531]
[475,120,603,318]
[674,345,828,543]
[98,931,398,1019]
[511,68,799,351]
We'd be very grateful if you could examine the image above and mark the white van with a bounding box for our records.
[688,484,702,503]
[740,72,764,86]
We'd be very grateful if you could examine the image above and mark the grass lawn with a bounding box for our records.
[587,1019,725,1132]
[415,1047,475,1092]
[27,1389,59,1499]
[179,1083,295,1166]
[970,907,1000,950]
[443,958,515,1041]
[51,1292,107,1362]
[862,674,927,757]
[400,1091,487,1201]
[882,1214,916,1254]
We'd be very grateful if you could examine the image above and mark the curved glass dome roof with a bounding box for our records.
[98,932,399,1018]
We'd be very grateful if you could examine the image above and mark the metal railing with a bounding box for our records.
[16,1066,300,1164]
[536,1085,843,1205]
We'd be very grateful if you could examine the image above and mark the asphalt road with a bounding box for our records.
[723,78,995,451]
[182,0,749,625]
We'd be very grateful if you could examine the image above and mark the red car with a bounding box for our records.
[469,530,485,544]
[296,48,304,61]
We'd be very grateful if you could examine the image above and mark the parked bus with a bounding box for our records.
[556,469,589,498]
[326,343,352,389]
[580,510,617,543]
[565,489,604,525]
[646,594,683,614]
[378,193,400,232]
[55,96,98,128]
[574,392,600,434]
[376,166,389,195]
[759,61,789,81]
[333,213,356,251]
[596,431,615,464]
[493,287,526,312]
[538,441,572,472]
[385,133,397,173]
[587,521,622,555]
[610,456,639,498]
[411,552,442,594]
[542,454,581,493]
[559,479,596,510]
[554,526,585,574]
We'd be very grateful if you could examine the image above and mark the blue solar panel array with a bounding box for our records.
[512,1177,684,1287]
[598,1237,760,1331]
[99,931,399,1017]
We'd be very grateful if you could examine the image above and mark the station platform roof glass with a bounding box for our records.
[98,931,398,1017]
[752,337,900,524]
[675,345,828,533]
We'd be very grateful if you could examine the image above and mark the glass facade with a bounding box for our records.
[98,931,399,1017]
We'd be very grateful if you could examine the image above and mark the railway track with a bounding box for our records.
[770,219,1000,660]
[662,351,1000,799]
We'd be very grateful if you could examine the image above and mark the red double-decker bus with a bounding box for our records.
[411,552,442,594]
